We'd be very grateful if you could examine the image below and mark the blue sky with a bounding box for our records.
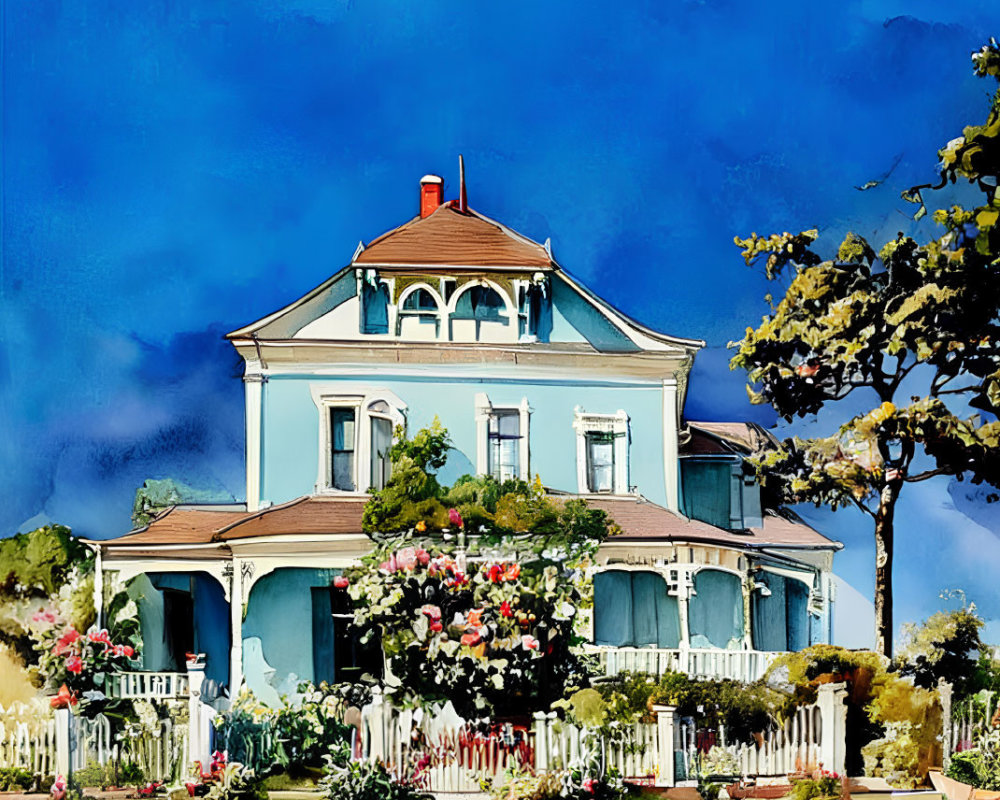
[3,0,998,647]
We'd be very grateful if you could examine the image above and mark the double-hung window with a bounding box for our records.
[475,394,530,481]
[329,408,357,491]
[313,390,407,493]
[573,409,629,495]
[488,411,522,482]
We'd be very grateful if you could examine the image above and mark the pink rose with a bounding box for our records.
[582,777,596,794]
[65,655,83,674]
[416,548,430,565]
[521,635,539,651]
[420,604,442,620]
[333,576,350,589]
[448,508,464,528]
[397,547,418,571]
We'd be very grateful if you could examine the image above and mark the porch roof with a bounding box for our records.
[681,421,779,456]
[97,493,836,552]
[584,497,839,550]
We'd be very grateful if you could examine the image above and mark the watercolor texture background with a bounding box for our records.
[2,0,998,648]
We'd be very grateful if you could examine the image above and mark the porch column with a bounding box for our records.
[244,374,264,513]
[662,378,679,513]
[93,547,104,629]
[188,663,211,765]
[229,560,244,696]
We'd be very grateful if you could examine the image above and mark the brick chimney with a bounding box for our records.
[420,175,444,218]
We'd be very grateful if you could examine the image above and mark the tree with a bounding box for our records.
[730,40,1000,658]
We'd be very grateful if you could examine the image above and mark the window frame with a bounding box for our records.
[312,388,407,495]
[474,393,531,481]
[573,408,630,495]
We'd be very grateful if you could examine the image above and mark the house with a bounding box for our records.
[87,172,841,707]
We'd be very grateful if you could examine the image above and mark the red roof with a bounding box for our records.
[354,203,552,268]
[100,495,836,551]
[585,497,838,549]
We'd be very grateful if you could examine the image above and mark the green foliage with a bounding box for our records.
[894,597,987,700]
[0,525,89,598]
[790,774,841,800]
[590,671,779,745]
[73,761,144,789]
[484,767,628,800]
[215,683,354,776]
[946,734,1000,792]
[131,478,224,528]
[387,416,451,473]
[0,767,36,791]
[205,762,267,800]
[319,744,432,800]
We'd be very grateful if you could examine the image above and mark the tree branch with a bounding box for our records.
[904,468,949,483]
[848,494,878,519]
[934,386,979,397]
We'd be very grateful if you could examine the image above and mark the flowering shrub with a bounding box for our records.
[485,766,627,799]
[790,771,842,800]
[350,423,616,718]
[29,609,137,704]
[319,745,432,800]
[347,535,596,718]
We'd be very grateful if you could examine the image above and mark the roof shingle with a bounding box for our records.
[354,204,552,268]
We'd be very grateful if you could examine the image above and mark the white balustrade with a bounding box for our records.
[106,671,190,700]
[590,646,783,683]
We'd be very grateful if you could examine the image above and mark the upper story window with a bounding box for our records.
[329,408,357,491]
[312,389,407,494]
[475,394,530,482]
[573,409,629,494]
[488,410,522,482]
[396,285,443,340]
[449,281,514,343]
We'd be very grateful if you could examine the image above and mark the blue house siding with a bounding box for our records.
[258,375,668,506]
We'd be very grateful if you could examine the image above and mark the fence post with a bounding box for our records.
[652,704,676,787]
[187,663,211,768]
[533,712,549,772]
[817,682,847,776]
[939,679,953,771]
[54,708,72,780]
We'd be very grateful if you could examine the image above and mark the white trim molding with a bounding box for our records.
[572,408,630,494]
[244,374,265,513]
[310,386,407,494]
[662,378,680,513]
[474,393,531,480]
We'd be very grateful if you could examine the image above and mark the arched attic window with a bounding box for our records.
[397,285,442,339]
[449,283,511,342]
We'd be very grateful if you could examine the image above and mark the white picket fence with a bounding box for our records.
[106,672,190,700]
[361,682,848,791]
[593,646,782,684]
[0,703,58,775]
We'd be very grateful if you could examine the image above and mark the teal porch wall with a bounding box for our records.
[242,567,339,695]
[128,571,230,686]
[260,376,666,506]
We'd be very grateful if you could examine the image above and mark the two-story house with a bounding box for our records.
[87,173,840,707]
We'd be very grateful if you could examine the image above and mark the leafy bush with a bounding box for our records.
[319,744,432,800]
[215,683,354,775]
[485,767,628,800]
[944,729,1000,790]
[0,767,35,791]
[790,773,841,800]
[588,671,780,745]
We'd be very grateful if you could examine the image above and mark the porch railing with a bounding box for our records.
[591,646,783,683]
[106,671,190,700]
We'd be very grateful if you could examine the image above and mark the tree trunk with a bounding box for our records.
[874,479,902,659]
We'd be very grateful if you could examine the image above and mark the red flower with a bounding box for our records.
[500,601,513,618]
[460,631,481,647]
[487,564,503,583]
[503,563,521,581]
[430,621,443,633]
[421,604,442,620]
[65,655,83,674]
[448,508,464,528]
[416,548,430,565]
[88,629,112,646]
[521,635,539,651]
[53,628,80,656]
[333,576,350,589]
[467,608,484,628]
[122,645,134,658]
[50,684,78,708]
